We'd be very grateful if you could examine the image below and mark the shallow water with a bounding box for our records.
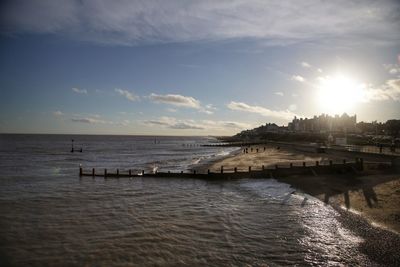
[0,134,375,266]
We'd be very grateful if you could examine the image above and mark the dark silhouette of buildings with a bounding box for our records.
[288,113,357,133]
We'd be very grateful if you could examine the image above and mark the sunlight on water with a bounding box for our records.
[0,135,374,266]
[296,195,365,265]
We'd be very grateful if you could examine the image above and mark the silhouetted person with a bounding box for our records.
[344,191,350,209]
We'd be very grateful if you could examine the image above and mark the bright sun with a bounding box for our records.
[316,74,365,115]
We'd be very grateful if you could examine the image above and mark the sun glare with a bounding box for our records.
[316,74,365,115]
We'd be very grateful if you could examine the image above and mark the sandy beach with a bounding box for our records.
[204,144,400,234]
[206,145,357,172]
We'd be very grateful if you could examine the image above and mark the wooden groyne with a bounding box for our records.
[79,158,365,179]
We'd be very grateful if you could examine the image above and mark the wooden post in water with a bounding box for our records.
[275,164,278,169]
[290,163,293,168]
[117,169,119,177]
[234,167,237,173]
[221,166,224,174]
[343,159,346,164]
[262,165,265,170]
[193,170,196,175]
[329,160,333,166]
[141,170,144,175]
[248,166,251,172]
[104,169,107,178]
[79,167,83,176]
[129,169,132,176]
[316,161,319,166]
[92,168,95,177]
[303,162,306,167]
[360,158,364,171]
[207,169,210,174]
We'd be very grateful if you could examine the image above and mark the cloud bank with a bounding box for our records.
[1,0,399,46]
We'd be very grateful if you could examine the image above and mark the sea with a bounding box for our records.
[0,134,375,266]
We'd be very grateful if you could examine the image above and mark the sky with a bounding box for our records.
[0,0,399,135]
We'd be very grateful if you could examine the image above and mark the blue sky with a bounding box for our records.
[0,0,399,135]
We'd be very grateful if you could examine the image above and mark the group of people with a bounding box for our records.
[242,146,280,154]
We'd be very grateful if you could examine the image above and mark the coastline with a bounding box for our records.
[197,144,400,232]
[197,143,400,265]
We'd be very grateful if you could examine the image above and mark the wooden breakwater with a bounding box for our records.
[79,158,365,179]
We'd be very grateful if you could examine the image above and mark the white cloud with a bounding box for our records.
[227,101,297,120]
[143,116,203,130]
[364,79,400,102]
[166,108,177,113]
[389,68,399,74]
[72,87,87,94]
[317,68,323,73]
[383,64,400,75]
[149,93,200,109]
[289,104,297,111]
[53,111,64,116]
[205,104,216,110]
[2,1,399,46]
[71,115,130,126]
[291,75,306,82]
[200,104,217,114]
[199,109,214,115]
[118,120,131,126]
[301,62,311,68]
[148,93,214,114]
[143,116,250,131]
[201,120,251,130]
[71,117,106,124]
[71,114,109,124]
[170,122,204,130]
[115,88,139,101]
[274,92,284,96]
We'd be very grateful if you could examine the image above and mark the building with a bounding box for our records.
[288,113,357,133]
